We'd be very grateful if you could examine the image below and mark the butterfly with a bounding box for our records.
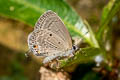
[27,10,78,64]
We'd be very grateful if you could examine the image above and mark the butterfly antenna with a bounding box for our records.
[24,49,32,63]
[25,49,32,57]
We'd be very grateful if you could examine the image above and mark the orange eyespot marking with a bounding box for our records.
[33,45,38,48]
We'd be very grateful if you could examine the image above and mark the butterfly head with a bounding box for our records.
[72,45,78,51]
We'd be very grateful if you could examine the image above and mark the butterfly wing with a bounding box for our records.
[28,10,72,56]
[35,10,72,49]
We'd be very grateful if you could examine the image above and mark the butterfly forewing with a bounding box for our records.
[34,11,72,50]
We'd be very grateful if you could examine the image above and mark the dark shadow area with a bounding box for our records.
[0,44,40,80]
[71,63,101,80]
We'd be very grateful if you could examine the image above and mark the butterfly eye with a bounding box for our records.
[33,45,38,48]
[73,45,76,50]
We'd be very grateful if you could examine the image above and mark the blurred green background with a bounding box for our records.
[0,0,120,80]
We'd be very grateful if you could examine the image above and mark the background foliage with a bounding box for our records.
[0,0,120,80]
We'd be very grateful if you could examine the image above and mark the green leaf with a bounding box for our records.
[97,0,120,41]
[0,0,99,47]
[59,47,105,68]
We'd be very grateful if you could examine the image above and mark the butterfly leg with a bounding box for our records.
[61,49,74,57]
[43,49,75,64]
[43,55,58,64]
